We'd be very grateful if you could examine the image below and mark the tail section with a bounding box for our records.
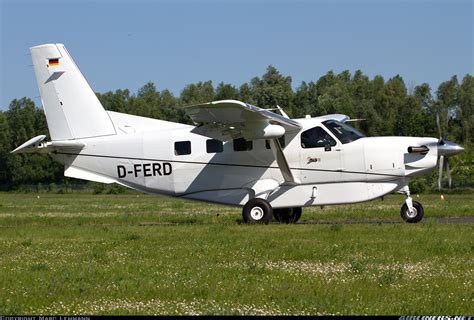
[30,43,116,140]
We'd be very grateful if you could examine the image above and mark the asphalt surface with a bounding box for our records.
[301,216,474,225]
[1,216,472,228]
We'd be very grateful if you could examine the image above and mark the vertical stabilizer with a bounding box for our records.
[30,43,116,140]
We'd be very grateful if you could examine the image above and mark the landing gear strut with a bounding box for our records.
[399,186,424,223]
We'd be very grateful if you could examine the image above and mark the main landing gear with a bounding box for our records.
[273,207,302,224]
[399,186,424,223]
[242,198,302,224]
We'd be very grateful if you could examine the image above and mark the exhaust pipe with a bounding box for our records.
[407,146,429,154]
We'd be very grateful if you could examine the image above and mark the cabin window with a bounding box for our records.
[175,141,191,155]
[265,136,286,149]
[206,139,223,153]
[233,138,253,151]
[301,127,336,148]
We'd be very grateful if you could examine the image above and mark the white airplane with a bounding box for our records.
[13,43,464,224]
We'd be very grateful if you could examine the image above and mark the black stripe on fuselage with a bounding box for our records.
[52,151,406,178]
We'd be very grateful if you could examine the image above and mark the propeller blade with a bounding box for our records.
[436,113,442,141]
[445,108,449,140]
[446,160,452,188]
[438,155,444,190]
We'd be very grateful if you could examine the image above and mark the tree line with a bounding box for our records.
[0,66,472,191]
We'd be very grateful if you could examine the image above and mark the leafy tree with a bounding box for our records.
[215,82,239,101]
[238,83,254,104]
[0,112,11,183]
[134,82,162,118]
[97,89,131,113]
[5,98,61,186]
[435,76,459,140]
[351,70,372,101]
[374,75,407,135]
[349,70,377,135]
[180,81,215,105]
[315,70,337,95]
[293,81,318,118]
[6,98,37,147]
[410,83,436,138]
[250,66,294,115]
[395,96,424,136]
[318,71,355,116]
[458,74,474,146]
[0,112,11,152]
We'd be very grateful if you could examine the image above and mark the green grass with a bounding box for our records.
[0,193,472,315]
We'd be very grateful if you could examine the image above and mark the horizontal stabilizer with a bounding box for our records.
[11,135,85,154]
[11,135,47,154]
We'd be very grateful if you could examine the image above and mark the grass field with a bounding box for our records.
[0,192,472,315]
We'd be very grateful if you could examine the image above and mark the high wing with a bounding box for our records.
[185,99,302,140]
[184,100,302,185]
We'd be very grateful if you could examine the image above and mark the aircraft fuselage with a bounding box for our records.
[52,111,440,208]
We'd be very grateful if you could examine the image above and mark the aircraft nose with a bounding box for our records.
[438,140,464,157]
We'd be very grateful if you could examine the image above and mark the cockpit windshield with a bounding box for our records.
[322,120,365,144]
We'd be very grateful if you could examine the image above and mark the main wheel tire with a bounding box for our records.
[273,209,285,223]
[243,198,273,224]
[273,207,302,224]
[400,201,424,223]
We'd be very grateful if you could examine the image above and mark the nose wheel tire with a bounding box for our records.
[243,198,273,224]
[273,207,302,224]
[400,201,424,223]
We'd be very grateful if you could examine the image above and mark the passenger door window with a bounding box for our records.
[301,127,336,149]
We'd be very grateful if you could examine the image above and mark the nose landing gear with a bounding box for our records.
[399,186,424,223]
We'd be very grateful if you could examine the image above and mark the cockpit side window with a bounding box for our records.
[301,126,337,149]
[322,120,365,144]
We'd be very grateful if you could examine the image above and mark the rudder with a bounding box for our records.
[30,43,116,140]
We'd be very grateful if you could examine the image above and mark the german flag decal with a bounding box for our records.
[48,58,59,66]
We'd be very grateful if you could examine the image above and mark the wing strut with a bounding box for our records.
[269,138,297,185]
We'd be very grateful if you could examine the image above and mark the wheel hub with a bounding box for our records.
[250,206,264,220]
[406,207,418,218]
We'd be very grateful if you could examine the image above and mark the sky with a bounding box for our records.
[0,0,472,110]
